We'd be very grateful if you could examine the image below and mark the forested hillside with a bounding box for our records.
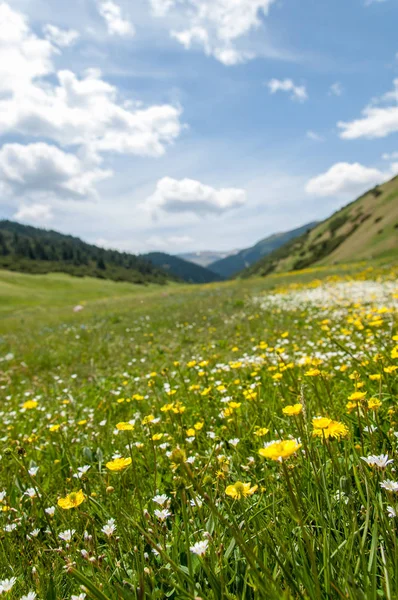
[0,220,176,284]
[144,252,223,283]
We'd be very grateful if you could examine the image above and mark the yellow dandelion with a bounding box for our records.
[22,400,38,410]
[258,440,302,462]
[368,398,382,410]
[116,422,134,431]
[347,391,366,402]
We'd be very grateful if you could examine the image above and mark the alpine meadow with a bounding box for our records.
[1,0,398,598]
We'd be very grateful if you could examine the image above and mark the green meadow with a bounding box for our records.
[0,263,397,599]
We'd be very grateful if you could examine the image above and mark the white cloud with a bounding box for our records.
[268,78,308,102]
[305,162,391,197]
[43,24,79,48]
[306,130,324,142]
[0,143,112,201]
[329,82,343,97]
[338,79,398,139]
[149,0,276,65]
[145,234,194,249]
[382,151,398,160]
[365,0,387,5]
[0,2,54,94]
[14,203,54,224]
[145,177,247,216]
[98,1,135,37]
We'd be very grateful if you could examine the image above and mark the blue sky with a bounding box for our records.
[1,0,398,253]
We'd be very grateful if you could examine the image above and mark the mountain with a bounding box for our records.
[178,250,240,268]
[0,220,176,285]
[209,222,318,278]
[241,176,398,278]
[143,252,224,283]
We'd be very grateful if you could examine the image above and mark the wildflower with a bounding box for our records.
[313,420,348,440]
[22,400,38,410]
[106,457,132,471]
[380,480,398,492]
[154,509,171,521]
[282,404,303,416]
[361,454,393,469]
[71,595,86,600]
[387,506,397,518]
[0,578,17,593]
[153,494,169,505]
[368,398,382,410]
[45,506,55,516]
[305,368,320,377]
[312,417,332,429]
[73,465,91,479]
[259,440,302,462]
[58,529,76,542]
[116,422,134,431]
[225,481,258,499]
[101,518,116,537]
[28,467,39,477]
[254,427,269,437]
[347,391,366,402]
[21,593,37,600]
[190,539,209,556]
[58,490,85,510]
[228,438,240,447]
[24,488,38,499]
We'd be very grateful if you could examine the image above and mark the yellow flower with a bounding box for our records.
[186,428,196,437]
[194,421,204,431]
[116,422,134,431]
[254,427,269,437]
[347,391,366,402]
[23,400,38,410]
[384,365,398,374]
[78,420,87,426]
[305,368,321,377]
[152,433,164,441]
[313,420,348,440]
[106,457,132,471]
[369,374,381,381]
[57,489,85,510]
[368,398,382,410]
[391,346,398,359]
[49,424,61,432]
[282,403,303,416]
[312,417,332,429]
[225,481,258,499]
[259,440,302,462]
[346,401,358,413]
[142,415,155,425]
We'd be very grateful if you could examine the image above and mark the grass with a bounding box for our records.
[0,263,397,599]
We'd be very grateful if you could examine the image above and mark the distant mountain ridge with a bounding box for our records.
[178,249,240,268]
[0,220,176,285]
[209,222,318,278]
[143,252,224,284]
[241,176,398,278]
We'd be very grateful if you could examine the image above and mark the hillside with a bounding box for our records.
[178,249,240,268]
[241,176,398,278]
[0,220,176,285]
[210,222,318,278]
[144,252,223,283]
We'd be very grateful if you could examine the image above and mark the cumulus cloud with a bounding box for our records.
[338,79,398,139]
[0,2,55,94]
[0,3,183,165]
[305,162,392,197]
[145,177,247,216]
[14,203,54,224]
[149,0,276,65]
[43,24,80,48]
[268,78,308,102]
[97,1,135,36]
[0,143,112,201]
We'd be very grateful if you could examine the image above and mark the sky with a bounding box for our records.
[1,0,398,254]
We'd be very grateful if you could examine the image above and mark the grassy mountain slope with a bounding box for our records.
[210,222,318,278]
[144,252,223,283]
[241,177,398,278]
[0,220,176,285]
